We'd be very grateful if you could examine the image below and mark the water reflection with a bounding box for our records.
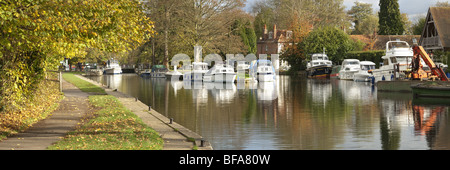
[86,74,450,150]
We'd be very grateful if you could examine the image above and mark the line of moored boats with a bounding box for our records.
[305,40,448,83]
[135,60,277,83]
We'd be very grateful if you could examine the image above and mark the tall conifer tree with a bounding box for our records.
[378,0,404,35]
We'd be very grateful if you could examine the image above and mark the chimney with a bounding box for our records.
[264,24,268,35]
[273,24,277,39]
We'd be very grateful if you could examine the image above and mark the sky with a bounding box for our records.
[244,0,450,22]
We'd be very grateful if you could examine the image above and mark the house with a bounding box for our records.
[419,7,450,52]
[256,24,292,70]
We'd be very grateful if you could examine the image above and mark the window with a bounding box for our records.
[383,59,389,66]
[390,57,397,63]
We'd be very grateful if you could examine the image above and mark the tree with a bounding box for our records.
[0,0,154,111]
[378,0,404,35]
[411,16,426,35]
[356,14,379,36]
[401,13,412,35]
[348,1,373,34]
[301,26,354,64]
[176,0,245,55]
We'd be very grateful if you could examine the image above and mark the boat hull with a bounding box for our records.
[412,83,450,98]
[165,72,183,80]
[214,73,237,83]
[104,68,122,74]
[353,72,373,82]
[339,70,358,80]
[150,72,166,78]
[183,72,205,81]
[257,73,275,82]
[306,66,332,78]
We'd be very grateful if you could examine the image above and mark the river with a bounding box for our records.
[86,74,450,150]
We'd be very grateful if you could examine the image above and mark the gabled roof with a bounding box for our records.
[419,7,450,48]
[429,7,450,48]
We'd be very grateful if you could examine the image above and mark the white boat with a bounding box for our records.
[104,59,122,74]
[165,65,183,80]
[338,59,360,80]
[203,64,236,83]
[306,53,333,78]
[371,40,414,83]
[237,61,250,71]
[183,62,209,81]
[249,60,276,82]
[354,61,376,82]
[150,65,168,78]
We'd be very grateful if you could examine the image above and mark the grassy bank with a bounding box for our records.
[62,72,106,94]
[48,73,163,150]
[0,80,62,140]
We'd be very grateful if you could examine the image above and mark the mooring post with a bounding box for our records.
[59,71,63,92]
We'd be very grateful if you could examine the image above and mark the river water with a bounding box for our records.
[87,74,450,150]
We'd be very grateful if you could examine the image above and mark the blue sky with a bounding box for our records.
[244,0,450,22]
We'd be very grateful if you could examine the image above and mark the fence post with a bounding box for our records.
[59,71,63,92]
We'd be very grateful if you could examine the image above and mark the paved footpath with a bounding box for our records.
[0,79,90,150]
[0,74,212,150]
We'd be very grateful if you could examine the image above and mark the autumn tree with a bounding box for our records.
[0,0,154,111]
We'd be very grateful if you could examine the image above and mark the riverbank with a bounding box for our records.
[0,72,212,150]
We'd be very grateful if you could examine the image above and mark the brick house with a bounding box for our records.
[256,24,292,70]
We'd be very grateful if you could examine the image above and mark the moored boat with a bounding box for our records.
[183,62,209,81]
[150,65,168,78]
[203,63,236,83]
[338,59,360,80]
[354,61,376,82]
[371,40,413,83]
[306,53,333,78]
[104,59,122,74]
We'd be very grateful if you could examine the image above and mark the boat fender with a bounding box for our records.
[391,74,394,80]
[382,75,385,81]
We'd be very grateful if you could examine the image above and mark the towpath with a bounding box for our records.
[0,74,212,150]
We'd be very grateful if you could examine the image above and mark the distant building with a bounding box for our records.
[256,24,292,70]
[419,7,450,52]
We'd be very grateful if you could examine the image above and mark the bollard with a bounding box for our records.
[135,97,138,102]
[169,118,173,124]
[149,105,151,111]
[200,139,205,147]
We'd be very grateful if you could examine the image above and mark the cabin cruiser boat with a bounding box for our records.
[150,65,168,78]
[104,59,122,74]
[306,53,333,78]
[183,62,209,81]
[203,64,236,83]
[371,40,413,83]
[249,60,276,82]
[354,61,376,82]
[338,59,360,80]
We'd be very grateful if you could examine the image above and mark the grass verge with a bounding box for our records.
[62,72,106,94]
[49,73,163,150]
[48,95,163,150]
